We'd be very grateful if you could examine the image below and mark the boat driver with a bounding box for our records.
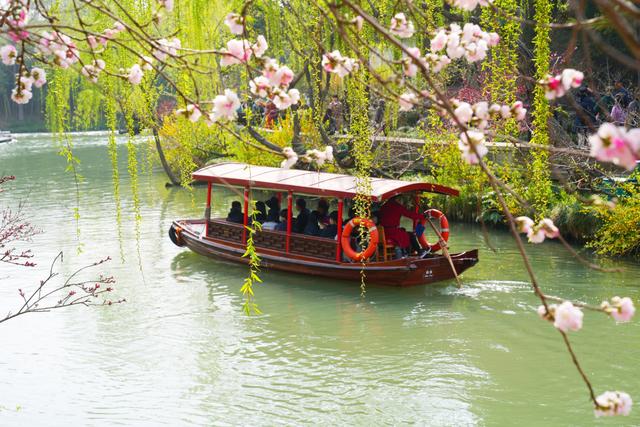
[378,196,426,258]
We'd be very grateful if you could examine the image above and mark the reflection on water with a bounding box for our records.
[0,132,638,426]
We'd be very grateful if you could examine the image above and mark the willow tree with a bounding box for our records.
[527,0,553,215]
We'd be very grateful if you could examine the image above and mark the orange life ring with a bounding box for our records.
[341,217,379,261]
[417,209,449,252]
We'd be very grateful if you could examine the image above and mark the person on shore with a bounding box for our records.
[293,198,310,233]
[611,94,627,125]
[264,100,278,128]
[226,201,244,224]
[597,87,615,122]
[574,86,597,133]
[613,80,632,108]
[626,90,640,127]
[328,95,344,134]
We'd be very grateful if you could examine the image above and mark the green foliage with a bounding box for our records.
[527,0,553,215]
[241,201,263,315]
[73,88,105,130]
[105,90,125,262]
[549,191,600,242]
[419,129,492,222]
[587,183,640,257]
[347,69,373,295]
[481,0,520,132]
[46,67,84,252]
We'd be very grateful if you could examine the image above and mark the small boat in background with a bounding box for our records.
[0,131,13,144]
[170,162,478,287]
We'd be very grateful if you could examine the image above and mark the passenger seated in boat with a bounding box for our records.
[379,196,424,257]
[303,211,321,236]
[261,198,280,230]
[316,198,330,226]
[318,210,339,239]
[343,206,356,226]
[226,201,244,224]
[275,209,288,231]
[265,196,280,222]
[254,201,267,223]
[293,198,310,233]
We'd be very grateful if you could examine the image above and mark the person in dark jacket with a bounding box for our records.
[343,206,356,226]
[303,211,321,236]
[613,80,632,108]
[226,201,244,224]
[574,86,597,133]
[275,209,288,232]
[293,198,310,233]
[265,196,280,223]
[254,201,267,223]
[316,199,330,226]
[319,211,339,239]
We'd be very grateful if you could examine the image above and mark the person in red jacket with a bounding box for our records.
[379,196,424,257]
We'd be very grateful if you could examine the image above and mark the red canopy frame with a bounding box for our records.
[193,162,459,201]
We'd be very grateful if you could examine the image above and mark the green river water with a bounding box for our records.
[0,133,638,426]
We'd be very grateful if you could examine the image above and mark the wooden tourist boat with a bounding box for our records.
[169,162,479,287]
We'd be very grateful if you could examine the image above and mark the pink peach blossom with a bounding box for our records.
[281,147,298,169]
[11,87,32,104]
[430,30,448,51]
[553,301,583,332]
[252,35,268,58]
[453,102,473,124]
[210,89,241,122]
[539,218,559,239]
[390,13,414,38]
[588,124,639,170]
[1,45,17,65]
[250,76,271,98]
[224,13,245,35]
[512,101,527,121]
[220,39,252,67]
[398,92,417,111]
[515,216,534,234]
[270,65,294,87]
[353,16,364,32]
[158,0,174,12]
[458,131,488,164]
[30,67,46,88]
[609,297,635,323]
[595,391,632,417]
[127,64,143,85]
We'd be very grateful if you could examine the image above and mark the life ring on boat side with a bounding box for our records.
[169,225,185,247]
[417,209,449,253]
[341,217,379,262]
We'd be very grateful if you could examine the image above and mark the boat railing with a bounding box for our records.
[207,219,337,260]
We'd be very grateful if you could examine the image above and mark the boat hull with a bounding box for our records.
[171,220,479,287]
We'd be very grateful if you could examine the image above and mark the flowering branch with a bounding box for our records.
[1,252,124,325]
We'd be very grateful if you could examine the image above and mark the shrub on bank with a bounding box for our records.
[586,181,640,258]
